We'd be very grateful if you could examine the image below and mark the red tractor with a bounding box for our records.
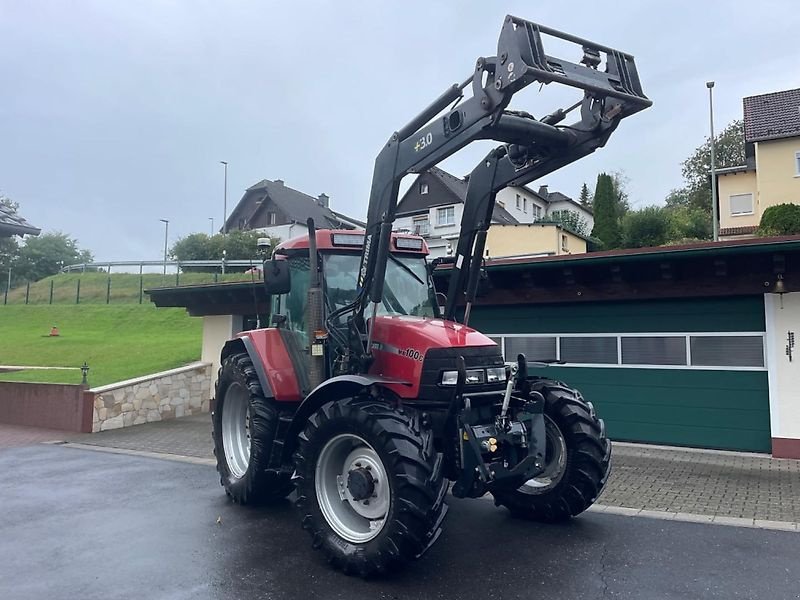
[212,16,651,576]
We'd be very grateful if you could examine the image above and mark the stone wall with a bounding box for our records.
[90,362,212,432]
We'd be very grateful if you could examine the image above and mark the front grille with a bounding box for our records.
[418,346,506,403]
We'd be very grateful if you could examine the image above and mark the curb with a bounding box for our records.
[587,503,799,532]
[58,442,215,466]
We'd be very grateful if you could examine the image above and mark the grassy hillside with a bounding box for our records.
[0,305,201,387]
[4,272,260,305]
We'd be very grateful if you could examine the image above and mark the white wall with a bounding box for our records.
[546,199,595,232]
[252,222,308,243]
[764,292,800,449]
[495,187,545,223]
[202,314,244,388]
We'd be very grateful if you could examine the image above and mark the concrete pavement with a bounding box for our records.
[2,444,800,600]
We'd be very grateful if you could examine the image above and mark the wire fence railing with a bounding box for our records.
[2,260,265,306]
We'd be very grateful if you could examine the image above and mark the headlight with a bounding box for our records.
[486,367,507,383]
[441,370,459,386]
[441,368,491,386]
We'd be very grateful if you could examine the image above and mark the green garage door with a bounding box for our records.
[469,296,771,453]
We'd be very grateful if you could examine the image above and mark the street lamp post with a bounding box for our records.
[707,81,719,242]
[159,219,169,275]
[220,161,228,236]
[208,217,215,236]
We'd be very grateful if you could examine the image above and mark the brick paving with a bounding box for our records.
[0,423,70,448]
[603,443,800,523]
[10,413,800,524]
[67,413,213,459]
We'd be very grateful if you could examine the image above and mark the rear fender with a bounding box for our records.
[220,337,274,398]
[280,374,409,465]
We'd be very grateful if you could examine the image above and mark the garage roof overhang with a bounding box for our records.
[147,236,800,315]
[146,281,270,316]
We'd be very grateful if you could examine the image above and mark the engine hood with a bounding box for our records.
[368,315,499,398]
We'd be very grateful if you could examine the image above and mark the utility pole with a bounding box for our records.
[220,161,228,236]
[707,81,719,242]
[159,219,169,275]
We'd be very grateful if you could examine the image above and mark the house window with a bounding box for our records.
[533,205,542,220]
[516,194,521,210]
[561,234,568,252]
[795,151,800,176]
[412,217,430,236]
[267,212,277,225]
[729,193,754,216]
[523,198,528,213]
[420,182,429,195]
[436,206,455,226]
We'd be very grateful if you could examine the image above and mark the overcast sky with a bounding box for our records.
[2,1,798,261]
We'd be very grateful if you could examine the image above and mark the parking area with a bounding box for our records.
[1,443,799,600]
[61,413,800,525]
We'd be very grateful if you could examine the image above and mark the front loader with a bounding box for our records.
[212,15,651,576]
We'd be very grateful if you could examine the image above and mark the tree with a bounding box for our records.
[590,173,622,249]
[547,210,589,236]
[670,120,745,215]
[621,207,670,248]
[171,230,281,272]
[14,232,94,282]
[666,206,712,242]
[758,204,800,236]
[578,183,592,209]
[0,196,20,282]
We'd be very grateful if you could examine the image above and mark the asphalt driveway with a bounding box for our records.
[1,444,798,600]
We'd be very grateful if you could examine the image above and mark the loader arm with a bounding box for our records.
[345,14,651,368]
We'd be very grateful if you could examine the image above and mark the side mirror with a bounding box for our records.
[263,259,291,295]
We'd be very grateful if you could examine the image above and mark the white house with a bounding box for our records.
[393,167,594,258]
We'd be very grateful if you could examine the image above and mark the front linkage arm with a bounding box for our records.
[347,15,651,367]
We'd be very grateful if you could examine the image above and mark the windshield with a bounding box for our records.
[324,253,435,320]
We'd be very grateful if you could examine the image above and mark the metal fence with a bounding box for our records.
[2,260,265,306]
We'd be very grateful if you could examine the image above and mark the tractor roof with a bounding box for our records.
[275,229,428,255]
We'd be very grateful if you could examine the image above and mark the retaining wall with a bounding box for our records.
[0,382,92,431]
[89,362,212,432]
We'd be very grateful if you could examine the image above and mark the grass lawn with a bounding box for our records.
[0,305,202,387]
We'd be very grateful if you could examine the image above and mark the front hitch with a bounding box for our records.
[451,355,548,498]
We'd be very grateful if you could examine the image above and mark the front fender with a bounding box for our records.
[280,374,410,465]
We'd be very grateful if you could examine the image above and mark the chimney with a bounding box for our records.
[538,185,549,198]
[317,193,329,208]
[274,179,284,186]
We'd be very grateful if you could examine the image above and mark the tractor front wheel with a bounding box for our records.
[492,379,611,522]
[294,398,448,577]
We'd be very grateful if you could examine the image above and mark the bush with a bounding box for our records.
[621,206,669,248]
[758,204,800,236]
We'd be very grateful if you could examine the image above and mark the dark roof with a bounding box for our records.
[743,88,800,143]
[227,179,359,231]
[433,166,468,198]
[534,188,594,216]
[491,204,519,225]
[0,203,40,237]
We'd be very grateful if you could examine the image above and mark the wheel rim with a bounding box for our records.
[315,434,390,544]
[519,415,567,494]
[221,382,251,479]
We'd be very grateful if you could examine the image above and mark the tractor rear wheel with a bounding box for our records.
[492,379,611,522]
[294,398,448,577]
[212,352,293,504]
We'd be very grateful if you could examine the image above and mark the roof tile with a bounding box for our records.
[743,88,800,142]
